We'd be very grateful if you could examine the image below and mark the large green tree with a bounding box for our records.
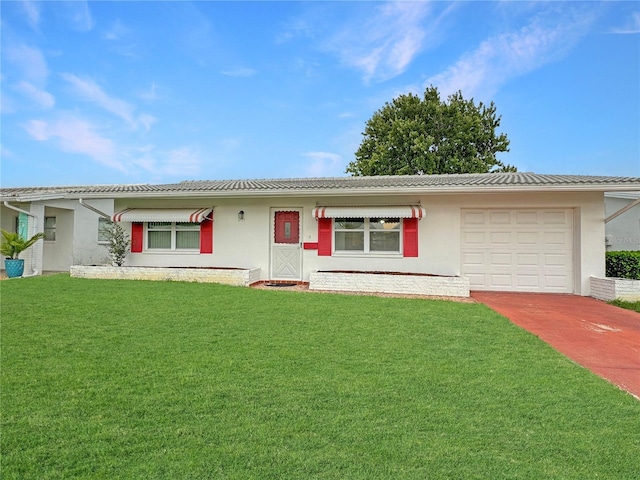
[346,86,515,176]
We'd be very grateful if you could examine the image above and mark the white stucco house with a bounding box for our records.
[2,172,639,296]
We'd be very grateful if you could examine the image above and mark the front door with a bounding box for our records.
[270,210,302,281]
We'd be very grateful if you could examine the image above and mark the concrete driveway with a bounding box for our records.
[472,292,640,399]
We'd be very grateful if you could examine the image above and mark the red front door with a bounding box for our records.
[271,210,302,281]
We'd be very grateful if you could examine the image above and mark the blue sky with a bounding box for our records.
[1,1,639,187]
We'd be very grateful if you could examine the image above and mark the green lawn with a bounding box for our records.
[2,275,639,479]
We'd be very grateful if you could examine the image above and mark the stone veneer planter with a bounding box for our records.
[309,271,470,297]
[70,265,261,287]
[590,276,640,302]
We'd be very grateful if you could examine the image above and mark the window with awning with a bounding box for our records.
[111,208,213,254]
[313,206,424,257]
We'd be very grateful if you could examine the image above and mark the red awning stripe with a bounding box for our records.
[112,208,133,222]
[312,205,425,220]
[111,208,213,223]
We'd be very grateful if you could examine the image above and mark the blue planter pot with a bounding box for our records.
[5,259,25,278]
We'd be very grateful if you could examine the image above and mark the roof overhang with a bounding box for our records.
[111,207,213,223]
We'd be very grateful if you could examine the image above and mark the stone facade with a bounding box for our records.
[590,276,640,301]
[70,265,261,286]
[309,271,470,297]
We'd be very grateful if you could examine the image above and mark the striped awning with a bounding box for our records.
[312,205,425,219]
[111,208,213,223]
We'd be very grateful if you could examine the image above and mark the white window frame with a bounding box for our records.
[333,217,403,255]
[44,216,56,242]
[145,222,200,251]
[98,217,110,244]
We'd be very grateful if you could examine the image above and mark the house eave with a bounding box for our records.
[68,184,640,200]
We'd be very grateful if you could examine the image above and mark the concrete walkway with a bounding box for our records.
[472,292,640,399]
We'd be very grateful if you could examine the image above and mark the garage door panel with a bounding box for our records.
[543,210,569,224]
[516,274,540,288]
[462,251,485,266]
[463,211,486,224]
[489,231,512,244]
[490,273,514,287]
[544,252,569,267]
[515,211,539,224]
[489,252,512,267]
[463,231,485,244]
[466,273,488,288]
[516,231,540,245]
[516,253,540,267]
[544,230,571,246]
[544,275,570,289]
[461,208,573,293]
[489,211,511,224]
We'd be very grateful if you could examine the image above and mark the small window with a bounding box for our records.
[98,218,110,243]
[44,216,56,241]
[147,222,199,250]
[369,218,400,252]
[334,218,365,251]
[175,222,200,249]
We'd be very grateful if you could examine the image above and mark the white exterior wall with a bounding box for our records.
[43,206,74,271]
[38,199,115,271]
[0,198,115,273]
[97,191,605,296]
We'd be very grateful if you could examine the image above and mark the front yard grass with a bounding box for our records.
[1,274,639,479]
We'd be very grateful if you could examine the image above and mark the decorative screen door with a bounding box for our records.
[270,210,302,280]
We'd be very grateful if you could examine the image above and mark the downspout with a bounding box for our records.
[78,198,111,219]
[3,201,40,277]
[605,197,640,223]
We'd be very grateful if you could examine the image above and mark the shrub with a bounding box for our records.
[99,221,130,266]
[606,251,640,280]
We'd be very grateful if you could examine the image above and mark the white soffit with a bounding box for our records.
[312,205,425,219]
[112,208,212,223]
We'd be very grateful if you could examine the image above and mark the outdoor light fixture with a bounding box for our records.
[238,210,245,221]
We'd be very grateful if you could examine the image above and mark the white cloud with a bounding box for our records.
[131,145,202,177]
[323,1,433,83]
[427,7,597,101]
[610,12,640,34]
[162,147,202,176]
[137,113,156,133]
[15,81,55,109]
[303,151,343,177]
[221,66,257,78]
[60,73,155,131]
[57,0,94,31]
[20,0,41,29]
[4,44,49,84]
[139,83,159,102]
[103,19,130,40]
[23,116,125,171]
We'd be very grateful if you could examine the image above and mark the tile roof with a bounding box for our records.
[2,173,639,200]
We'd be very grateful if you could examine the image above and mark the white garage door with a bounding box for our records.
[461,209,574,293]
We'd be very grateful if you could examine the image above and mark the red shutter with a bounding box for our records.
[200,217,213,254]
[317,218,332,256]
[131,222,143,253]
[403,218,418,257]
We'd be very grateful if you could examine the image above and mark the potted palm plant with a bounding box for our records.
[1,229,46,278]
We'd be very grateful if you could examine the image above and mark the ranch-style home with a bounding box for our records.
[1,172,639,297]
